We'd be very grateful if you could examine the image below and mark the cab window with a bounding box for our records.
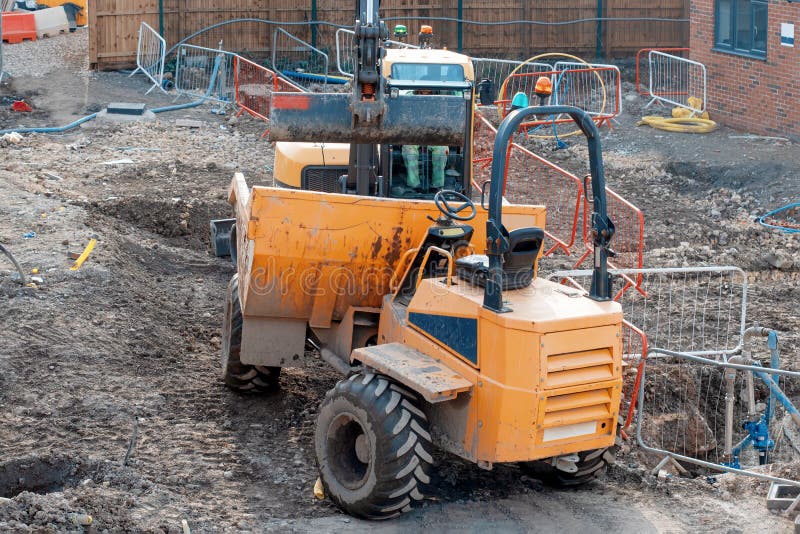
[391,63,464,82]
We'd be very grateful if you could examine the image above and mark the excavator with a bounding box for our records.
[211,0,621,520]
[268,17,475,198]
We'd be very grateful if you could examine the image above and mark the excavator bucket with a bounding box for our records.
[269,92,468,145]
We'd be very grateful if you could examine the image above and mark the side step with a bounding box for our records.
[351,342,472,403]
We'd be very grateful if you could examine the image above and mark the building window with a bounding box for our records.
[715,0,768,58]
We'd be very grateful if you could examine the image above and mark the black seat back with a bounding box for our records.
[503,227,544,274]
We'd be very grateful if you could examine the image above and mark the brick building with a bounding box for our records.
[690,0,799,138]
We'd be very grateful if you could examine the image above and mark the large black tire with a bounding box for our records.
[519,447,615,487]
[315,372,433,519]
[221,275,281,393]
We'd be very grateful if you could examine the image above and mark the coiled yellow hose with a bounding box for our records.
[637,116,718,134]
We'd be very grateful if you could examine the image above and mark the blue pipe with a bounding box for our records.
[758,203,800,234]
[755,368,800,424]
[151,54,223,114]
[0,113,98,135]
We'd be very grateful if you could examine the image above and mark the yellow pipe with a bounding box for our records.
[70,238,97,271]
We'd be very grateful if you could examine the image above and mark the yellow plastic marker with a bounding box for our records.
[313,477,325,500]
[31,268,39,274]
[70,238,97,271]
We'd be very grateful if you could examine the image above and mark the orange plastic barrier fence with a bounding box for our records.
[2,12,37,44]
[620,320,647,432]
[234,55,304,136]
[635,47,689,96]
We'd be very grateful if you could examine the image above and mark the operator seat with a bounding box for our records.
[455,226,544,290]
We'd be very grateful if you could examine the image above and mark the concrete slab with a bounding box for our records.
[107,103,146,115]
[82,109,156,129]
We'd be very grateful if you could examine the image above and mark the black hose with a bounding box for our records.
[0,243,26,285]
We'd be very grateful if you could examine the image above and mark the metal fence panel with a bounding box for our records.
[647,50,707,113]
[174,44,237,107]
[635,47,689,95]
[335,28,355,77]
[552,61,622,125]
[272,27,330,89]
[471,58,552,98]
[129,22,167,95]
[548,267,748,358]
[498,65,620,131]
[637,348,800,487]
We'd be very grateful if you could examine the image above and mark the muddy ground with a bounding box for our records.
[1,30,799,533]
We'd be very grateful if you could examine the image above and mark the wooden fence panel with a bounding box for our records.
[89,0,689,70]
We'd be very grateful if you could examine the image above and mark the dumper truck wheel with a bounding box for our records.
[519,447,615,487]
[315,372,433,519]
[221,275,281,393]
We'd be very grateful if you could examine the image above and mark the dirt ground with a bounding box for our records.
[1,30,799,533]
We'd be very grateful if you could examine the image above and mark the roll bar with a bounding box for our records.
[483,106,615,312]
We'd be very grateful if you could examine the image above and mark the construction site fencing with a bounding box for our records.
[549,267,748,358]
[498,65,621,131]
[234,55,305,135]
[572,181,644,278]
[130,22,167,95]
[635,47,689,96]
[636,348,800,487]
[552,61,621,128]
[471,111,497,189]
[335,28,418,77]
[272,27,330,89]
[174,44,237,108]
[647,50,707,114]
[471,110,582,256]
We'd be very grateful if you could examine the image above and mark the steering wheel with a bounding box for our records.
[434,190,477,222]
